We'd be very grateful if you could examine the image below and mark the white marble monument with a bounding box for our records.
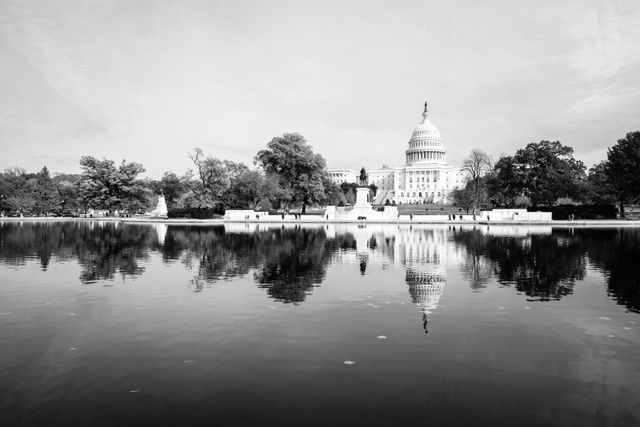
[148,195,168,218]
[325,187,398,221]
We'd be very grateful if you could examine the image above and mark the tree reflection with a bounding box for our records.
[581,228,640,313]
[161,225,350,301]
[0,222,76,269]
[451,228,586,301]
[254,227,339,303]
[0,221,160,283]
[0,222,348,302]
[74,223,159,283]
[163,226,260,291]
[454,227,493,291]
[3,222,638,311]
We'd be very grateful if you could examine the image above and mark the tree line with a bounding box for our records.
[1,130,638,217]
[0,133,354,216]
[453,131,640,218]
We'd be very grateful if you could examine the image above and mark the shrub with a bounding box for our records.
[514,195,532,208]
[168,207,223,219]
[530,204,617,220]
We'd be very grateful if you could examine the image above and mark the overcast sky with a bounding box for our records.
[1,0,639,178]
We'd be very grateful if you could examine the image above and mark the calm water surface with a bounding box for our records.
[1,221,639,426]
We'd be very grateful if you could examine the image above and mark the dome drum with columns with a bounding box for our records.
[405,103,447,166]
[328,102,464,205]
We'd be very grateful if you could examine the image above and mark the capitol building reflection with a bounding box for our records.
[222,222,465,331]
[326,224,464,332]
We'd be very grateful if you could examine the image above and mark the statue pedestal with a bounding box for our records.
[351,187,374,218]
[354,187,371,207]
[325,187,398,221]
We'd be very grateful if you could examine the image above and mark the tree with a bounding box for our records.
[255,133,328,214]
[184,148,231,209]
[0,168,35,215]
[605,132,640,218]
[514,195,532,208]
[344,188,356,205]
[159,172,186,210]
[321,178,344,207]
[7,191,36,215]
[340,182,358,195]
[226,167,266,209]
[34,166,60,215]
[52,173,81,215]
[56,180,79,214]
[486,155,523,207]
[586,161,614,204]
[461,149,492,213]
[339,182,359,205]
[183,149,276,211]
[78,156,148,213]
[493,141,586,207]
[451,184,475,213]
[521,141,586,206]
[259,173,291,210]
[368,183,378,201]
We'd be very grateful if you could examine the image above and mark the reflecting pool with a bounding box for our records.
[1,221,639,426]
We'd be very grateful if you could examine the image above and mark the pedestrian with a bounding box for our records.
[459,214,463,220]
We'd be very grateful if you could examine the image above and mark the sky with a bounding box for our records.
[1,0,639,178]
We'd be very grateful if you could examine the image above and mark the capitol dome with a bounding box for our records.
[405,103,447,166]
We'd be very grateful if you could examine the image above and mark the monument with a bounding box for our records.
[148,195,168,218]
[325,169,398,221]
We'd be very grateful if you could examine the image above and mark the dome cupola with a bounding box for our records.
[405,102,447,166]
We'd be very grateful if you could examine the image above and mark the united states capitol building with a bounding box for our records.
[328,103,465,204]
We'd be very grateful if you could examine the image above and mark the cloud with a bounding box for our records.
[0,0,639,176]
